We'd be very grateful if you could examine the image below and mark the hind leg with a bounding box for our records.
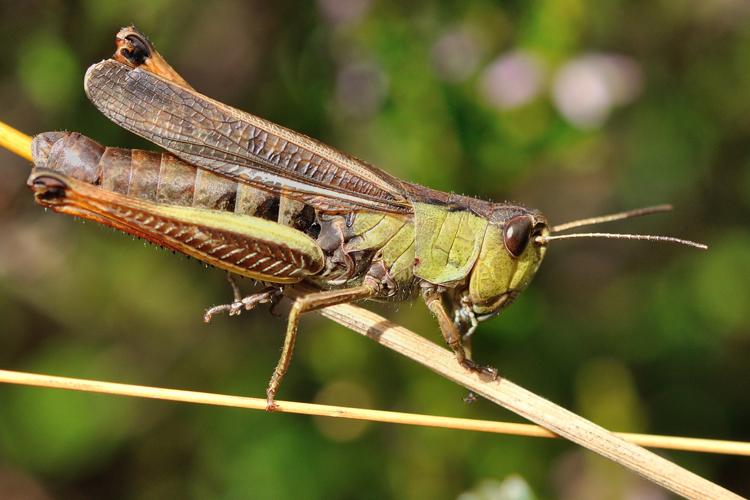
[266,284,377,410]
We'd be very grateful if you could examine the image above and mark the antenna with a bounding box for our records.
[536,232,707,250]
[551,204,673,233]
[543,204,707,250]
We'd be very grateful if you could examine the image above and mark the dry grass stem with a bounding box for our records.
[1,121,744,499]
[0,121,33,161]
[310,298,743,500]
[0,368,748,458]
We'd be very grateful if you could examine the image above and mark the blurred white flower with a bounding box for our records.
[458,475,537,500]
[334,60,388,118]
[479,51,545,110]
[431,28,482,83]
[318,0,370,26]
[552,54,643,129]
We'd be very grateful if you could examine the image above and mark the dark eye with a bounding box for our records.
[503,215,533,257]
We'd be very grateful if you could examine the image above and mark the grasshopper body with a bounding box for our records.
[30,130,546,301]
[27,28,703,408]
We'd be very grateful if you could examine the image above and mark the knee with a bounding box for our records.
[290,299,308,317]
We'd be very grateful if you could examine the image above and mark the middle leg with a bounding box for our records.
[204,273,283,323]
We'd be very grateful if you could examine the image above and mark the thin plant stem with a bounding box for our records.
[0,368,748,457]
[0,120,33,161]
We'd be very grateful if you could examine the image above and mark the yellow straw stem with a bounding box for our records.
[0,120,33,161]
[1,368,748,456]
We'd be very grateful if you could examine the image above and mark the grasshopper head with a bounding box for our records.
[466,203,708,321]
[467,208,549,319]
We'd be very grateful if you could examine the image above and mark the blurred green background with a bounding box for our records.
[0,1,748,498]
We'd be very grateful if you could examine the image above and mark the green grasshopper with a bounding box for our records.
[27,27,706,409]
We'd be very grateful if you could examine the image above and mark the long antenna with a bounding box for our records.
[537,232,707,250]
[551,204,673,233]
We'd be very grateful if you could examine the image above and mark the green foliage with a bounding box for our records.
[17,33,79,113]
[0,343,138,476]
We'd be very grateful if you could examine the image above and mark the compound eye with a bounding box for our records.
[503,215,533,258]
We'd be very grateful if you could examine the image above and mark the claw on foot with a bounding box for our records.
[461,359,499,381]
[463,391,478,404]
[265,390,279,412]
[203,288,282,323]
[203,301,245,322]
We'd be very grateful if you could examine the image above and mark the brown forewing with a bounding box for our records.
[84,59,413,215]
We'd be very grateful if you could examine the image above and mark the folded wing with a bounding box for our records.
[84,55,412,215]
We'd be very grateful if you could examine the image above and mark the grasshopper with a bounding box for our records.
[27,27,706,409]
